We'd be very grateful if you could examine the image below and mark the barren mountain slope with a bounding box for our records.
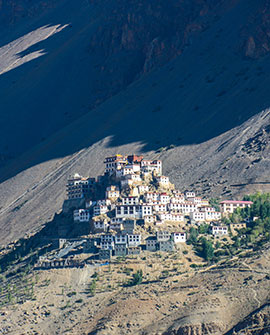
[0,107,270,247]
[1,242,270,334]
[0,0,270,268]
[1,1,270,246]
[1,0,270,163]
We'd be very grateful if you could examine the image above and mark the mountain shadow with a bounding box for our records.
[1,0,270,182]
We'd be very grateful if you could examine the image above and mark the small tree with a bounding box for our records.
[201,238,214,261]
[129,270,143,286]
[88,280,96,296]
[188,227,198,245]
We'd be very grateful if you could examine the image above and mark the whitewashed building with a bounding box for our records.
[159,212,184,222]
[172,232,186,243]
[168,202,197,214]
[156,231,171,242]
[153,203,167,213]
[121,174,142,187]
[93,219,109,231]
[97,199,111,206]
[93,205,109,216]
[141,160,162,175]
[160,193,171,204]
[122,196,139,205]
[141,205,153,217]
[200,207,221,221]
[111,217,123,224]
[115,205,140,219]
[185,191,196,199]
[115,234,128,244]
[115,204,152,219]
[66,174,95,199]
[145,192,160,202]
[220,200,253,214]
[211,225,228,235]
[100,234,114,249]
[73,209,91,222]
[189,197,202,205]
[205,210,221,221]
[170,196,185,204]
[190,211,206,222]
[170,213,185,222]
[144,215,156,224]
[159,213,172,221]
[137,184,149,194]
[104,155,127,175]
[106,185,120,199]
[156,176,170,186]
[127,234,141,247]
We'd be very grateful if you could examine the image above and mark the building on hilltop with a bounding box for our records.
[73,209,91,222]
[116,164,140,178]
[168,201,197,214]
[199,207,221,221]
[115,204,152,219]
[127,234,141,247]
[122,196,140,205]
[172,232,186,243]
[66,174,95,199]
[185,191,196,198]
[230,223,247,235]
[141,159,162,175]
[211,225,228,236]
[104,154,127,175]
[137,184,149,194]
[158,240,174,252]
[160,212,184,222]
[115,244,127,257]
[190,211,206,222]
[127,155,144,164]
[146,236,157,251]
[156,231,171,242]
[100,234,114,249]
[220,200,253,214]
[93,204,109,216]
[122,219,136,234]
[93,217,109,231]
[156,175,170,187]
[106,185,120,200]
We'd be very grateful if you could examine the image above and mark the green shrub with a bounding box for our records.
[128,270,143,286]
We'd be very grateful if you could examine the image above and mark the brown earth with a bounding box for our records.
[1,244,270,334]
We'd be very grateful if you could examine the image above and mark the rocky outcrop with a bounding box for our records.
[88,0,225,107]
[163,321,225,335]
[226,304,270,334]
[241,0,270,58]
[0,0,62,25]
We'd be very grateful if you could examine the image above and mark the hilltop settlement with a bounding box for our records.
[35,154,254,266]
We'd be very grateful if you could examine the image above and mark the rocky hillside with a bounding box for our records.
[1,240,269,334]
[0,0,61,26]
[1,0,270,162]
[1,0,270,245]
